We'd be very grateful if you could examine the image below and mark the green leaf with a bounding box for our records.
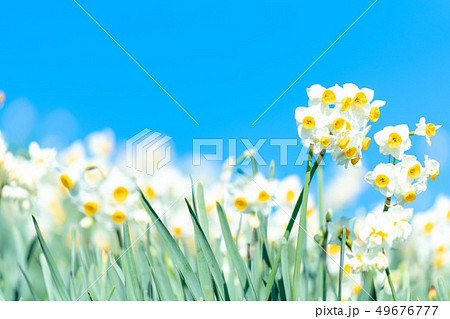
[88,291,97,301]
[292,145,313,300]
[139,189,204,300]
[251,155,257,177]
[216,202,257,300]
[197,183,211,244]
[280,238,291,300]
[106,287,116,301]
[145,253,177,300]
[268,160,275,180]
[40,254,56,300]
[122,223,144,300]
[32,216,70,300]
[438,278,448,301]
[195,238,215,301]
[186,199,230,301]
[18,264,39,301]
[264,150,325,300]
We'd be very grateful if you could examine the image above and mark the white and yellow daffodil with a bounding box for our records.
[415,117,441,146]
[374,124,411,159]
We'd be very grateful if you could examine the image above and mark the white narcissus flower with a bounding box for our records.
[61,141,86,166]
[359,211,395,249]
[374,124,411,159]
[311,127,336,154]
[77,190,102,217]
[295,105,327,142]
[347,242,379,273]
[415,117,441,145]
[226,173,278,216]
[339,83,374,111]
[387,205,413,243]
[327,216,355,245]
[394,181,427,206]
[87,128,115,158]
[394,155,423,184]
[421,155,440,182]
[365,163,396,197]
[370,252,389,271]
[275,175,302,208]
[100,167,138,205]
[306,84,342,107]
[331,128,368,167]
[29,142,56,171]
[249,173,279,214]
[58,160,87,192]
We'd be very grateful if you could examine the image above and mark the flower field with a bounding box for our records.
[0,84,448,301]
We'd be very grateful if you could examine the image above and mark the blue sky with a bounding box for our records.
[1,0,449,212]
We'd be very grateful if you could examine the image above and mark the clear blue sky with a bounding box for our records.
[1,0,449,211]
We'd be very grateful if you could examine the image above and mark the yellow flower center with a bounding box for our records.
[332,118,345,131]
[322,89,336,105]
[83,202,98,216]
[351,155,361,165]
[173,227,183,237]
[320,136,331,147]
[145,186,156,199]
[113,187,129,202]
[426,123,436,136]
[387,132,402,148]
[408,164,421,179]
[362,137,371,151]
[430,170,439,181]
[424,222,435,234]
[345,121,351,130]
[111,211,126,224]
[234,197,248,211]
[370,228,388,242]
[338,138,350,149]
[434,255,444,269]
[302,116,315,129]
[60,174,74,190]
[258,191,270,203]
[344,146,357,159]
[369,107,380,122]
[338,227,351,240]
[327,244,340,255]
[353,285,362,295]
[352,92,367,108]
[393,218,408,226]
[286,190,295,203]
[447,210,450,221]
[341,97,352,111]
[403,191,416,203]
[375,174,389,188]
[344,264,352,276]
[428,287,438,299]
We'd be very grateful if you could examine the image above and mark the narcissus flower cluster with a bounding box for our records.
[295,83,384,166]
[350,111,442,272]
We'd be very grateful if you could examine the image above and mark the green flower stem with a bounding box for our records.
[318,166,327,300]
[321,220,328,301]
[383,197,391,212]
[385,266,398,301]
[382,197,398,301]
[263,148,325,300]
[318,166,324,228]
[337,226,347,301]
[292,144,314,300]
